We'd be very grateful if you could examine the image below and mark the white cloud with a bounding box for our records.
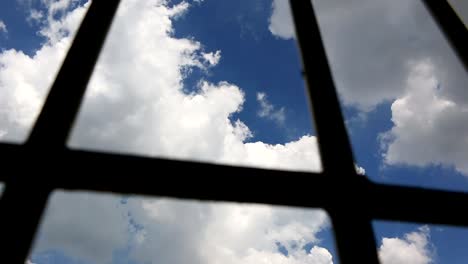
[0,0,322,172]
[381,59,468,175]
[0,1,90,141]
[28,9,44,23]
[355,164,366,175]
[33,191,333,264]
[130,197,332,264]
[256,92,286,125]
[64,0,321,172]
[268,0,295,39]
[33,191,131,264]
[268,0,467,111]
[202,50,221,66]
[1,1,327,263]
[268,0,468,176]
[0,20,7,34]
[379,226,433,264]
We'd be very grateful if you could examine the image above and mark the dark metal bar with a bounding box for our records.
[288,0,379,262]
[1,1,123,263]
[422,0,468,70]
[0,144,334,207]
[288,0,357,176]
[330,213,379,264]
[27,0,122,147]
[0,183,50,264]
[370,182,468,226]
[2,144,466,227]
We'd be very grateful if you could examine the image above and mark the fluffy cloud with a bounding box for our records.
[257,92,286,125]
[0,0,322,172]
[0,1,90,141]
[202,50,221,67]
[70,1,322,172]
[268,0,468,176]
[0,0,329,263]
[28,9,44,23]
[33,191,130,263]
[269,0,467,111]
[379,226,433,264]
[268,0,294,39]
[0,20,7,34]
[355,164,366,175]
[33,191,333,264]
[130,196,331,264]
[381,60,468,175]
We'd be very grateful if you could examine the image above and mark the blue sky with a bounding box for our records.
[0,0,467,264]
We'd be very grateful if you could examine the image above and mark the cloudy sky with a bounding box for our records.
[0,0,467,263]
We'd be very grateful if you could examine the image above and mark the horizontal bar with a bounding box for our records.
[370,182,468,226]
[0,144,334,207]
[1,143,467,227]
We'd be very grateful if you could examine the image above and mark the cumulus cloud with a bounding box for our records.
[269,0,467,111]
[257,92,286,125]
[28,9,44,23]
[33,191,333,264]
[355,164,366,175]
[202,50,221,66]
[0,1,90,141]
[268,0,468,176]
[268,0,295,39]
[1,1,327,263]
[131,196,332,264]
[0,20,7,34]
[33,191,130,263]
[381,59,468,175]
[379,226,433,264]
[0,0,322,172]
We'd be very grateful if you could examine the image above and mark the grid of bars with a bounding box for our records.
[0,0,466,263]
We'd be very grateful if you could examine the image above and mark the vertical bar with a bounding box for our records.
[288,0,356,175]
[3,1,122,263]
[288,0,379,263]
[27,0,122,147]
[0,183,50,264]
[331,210,380,264]
[422,0,468,70]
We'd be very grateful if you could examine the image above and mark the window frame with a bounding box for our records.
[0,0,466,263]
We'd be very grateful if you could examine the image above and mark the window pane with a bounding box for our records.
[69,0,322,172]
[301,0,468,191]
[0,0,90,143]
[0,182,3,196]
[374,221,468,264]
[30,190,338,264]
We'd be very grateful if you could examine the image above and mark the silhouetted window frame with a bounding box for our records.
[0,0,466,263]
